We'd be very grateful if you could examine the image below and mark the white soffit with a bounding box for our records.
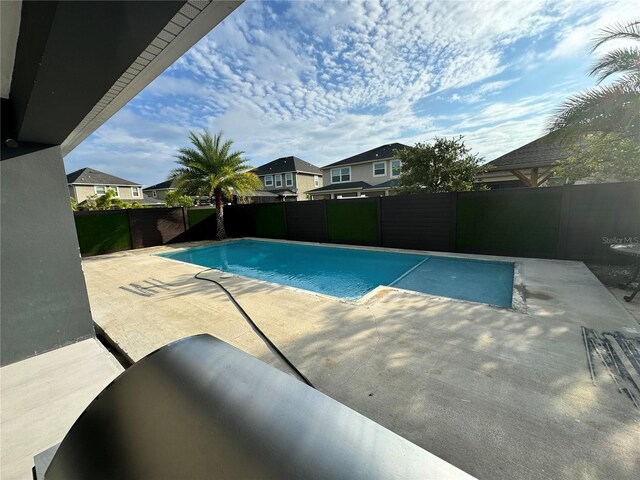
[1,0,22,99]
[61,0,243,156]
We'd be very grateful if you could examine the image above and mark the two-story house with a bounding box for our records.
[67,167,148,203]
[143,180,178,201]
[308,143,410,199]
[253,156,323,201]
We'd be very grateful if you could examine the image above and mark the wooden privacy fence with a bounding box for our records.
[224,182,640,264]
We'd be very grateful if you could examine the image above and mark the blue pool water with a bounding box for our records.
[159,239,514,307]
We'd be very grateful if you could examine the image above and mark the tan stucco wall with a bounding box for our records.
[321,158,400,187]
[71,185,143,203]
[295,173,322,200]
[144,188,174,201]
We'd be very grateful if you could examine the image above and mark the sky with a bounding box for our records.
[64,0,637,186]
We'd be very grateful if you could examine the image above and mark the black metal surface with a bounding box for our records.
[284,201,328,242]
[44,335,465,480]
[380,193,456,252]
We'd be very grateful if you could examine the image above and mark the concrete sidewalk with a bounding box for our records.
[1,339,123,480]
[83,241,640,480]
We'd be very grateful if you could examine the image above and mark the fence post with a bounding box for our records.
[182,207,189,241]
[126,208,134,249]
[377,196,382,247]
[323,199,330,243]
[556,184,572,260]
[282,202,288,240]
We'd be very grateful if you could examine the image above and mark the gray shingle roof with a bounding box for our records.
[487,133,570,170]
[143,180,175,191]
[253,156,322,175]
[363,179,400,190]
[323,143,411,169]
[307,181,372,193]
[66,167,140,186]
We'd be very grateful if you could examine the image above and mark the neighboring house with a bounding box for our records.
[307,143,410,199]
[143,180,177,201]
[475,134,569,189]
[252,156,323,201]
[67,167,145,203]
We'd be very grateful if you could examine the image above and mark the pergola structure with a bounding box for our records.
[476,134,570,189]
[1,0,242,366]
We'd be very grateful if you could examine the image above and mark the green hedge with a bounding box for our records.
[75,212,131,255]
[327,200,378,244]
[254,204,286,238]
[187,208,216,228]
[456,190,562,257]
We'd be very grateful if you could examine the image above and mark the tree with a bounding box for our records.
[165,190,195,208]
[547,20,640,183]
[554,133,640,183]
[70,196,78,211]
[169,130,261,239]
[547,20,640,138]
[395,137,486,194]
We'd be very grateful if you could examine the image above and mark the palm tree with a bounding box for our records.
[169,130,261,239]
[547,20,640,138]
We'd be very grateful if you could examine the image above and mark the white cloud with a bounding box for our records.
[64,0,637,185]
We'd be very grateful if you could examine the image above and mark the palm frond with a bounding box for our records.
[591,20,640,52]
[590,46,640,83]
[547,82,640,137]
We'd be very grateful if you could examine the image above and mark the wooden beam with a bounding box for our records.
[509,169,534,187]
[536,169,555,186]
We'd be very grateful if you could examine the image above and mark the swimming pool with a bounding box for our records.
[159,239,514,307]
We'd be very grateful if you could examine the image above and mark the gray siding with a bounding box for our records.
[1,144,94,366]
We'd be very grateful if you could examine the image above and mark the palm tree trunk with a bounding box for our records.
[214,188,226,239]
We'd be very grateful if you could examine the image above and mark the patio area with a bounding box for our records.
[83,240,640,480]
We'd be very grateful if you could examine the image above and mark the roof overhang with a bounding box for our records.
[2,1,242,154]
[309,186,366,194]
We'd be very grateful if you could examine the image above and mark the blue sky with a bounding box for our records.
[64,0,636,186]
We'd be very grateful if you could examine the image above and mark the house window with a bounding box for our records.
[314,175,319,187]
[285,173,293,187]
[152,190,157,198]
[132,186,140,197]
[95,185,106,195]
[373,161,386,176]
[275,174,283,187]
[264,175,273,187]
[331,167,350,183]
[107,186,119,196]
[391,160,402,177]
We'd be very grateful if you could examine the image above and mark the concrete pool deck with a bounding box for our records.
[83,240,640,480]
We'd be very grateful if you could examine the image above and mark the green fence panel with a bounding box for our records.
[74,212,131,255]
[254,204,286,238]
[327,200,378,245]
[187,208,216,228]
[456,189,562,258]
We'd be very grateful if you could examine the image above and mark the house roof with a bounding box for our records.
[143,180,175,191]
[67,167,140,186]
[253,156,322,176]
[307,181,372,193]
[323,143,411,169]
[138,195,166,205]
[485,133,570,171]
[363,179,400,190]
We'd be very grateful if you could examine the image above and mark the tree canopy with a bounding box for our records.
[169,130,261,239]
[395,137,485,194]
[547,20,640,183]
